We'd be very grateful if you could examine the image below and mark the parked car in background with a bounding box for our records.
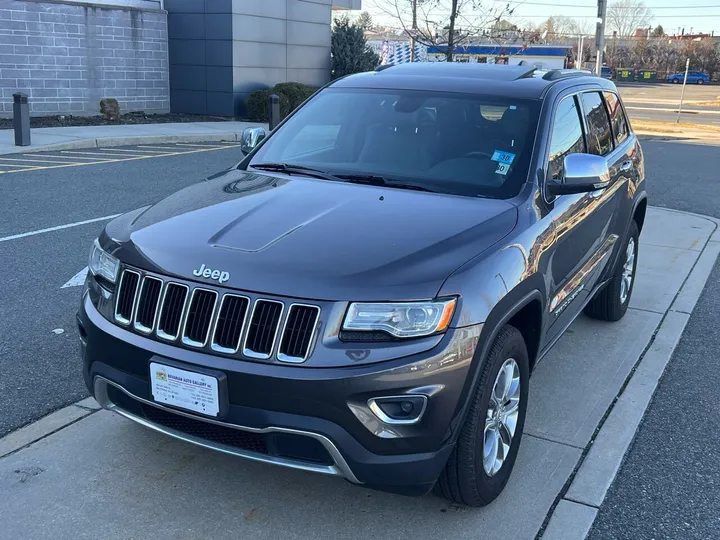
[667,71,709,84]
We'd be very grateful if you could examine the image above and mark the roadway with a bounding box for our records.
[588,137,720,540]
[618,83,720,126]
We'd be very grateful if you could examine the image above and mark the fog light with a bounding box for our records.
[368,395,428,425]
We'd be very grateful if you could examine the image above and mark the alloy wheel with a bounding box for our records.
[620,237,636,304]
[483,358,521,477]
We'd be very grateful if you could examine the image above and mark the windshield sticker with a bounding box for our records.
[495,162,510,175]
[491,150,516,165]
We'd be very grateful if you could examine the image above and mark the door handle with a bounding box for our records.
[620,160,633,172]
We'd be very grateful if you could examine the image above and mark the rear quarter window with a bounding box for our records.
[580,92,613,156]
[603,92,629,145]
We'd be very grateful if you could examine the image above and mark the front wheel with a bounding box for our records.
[697,79,704,85]
[434,325,529,506]
[672,79,680,84]
[585,220,639,322]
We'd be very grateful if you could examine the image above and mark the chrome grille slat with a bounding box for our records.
[211,294,250,354]
[243,300,284,359]
[114,270,140,325]
[133,277,163,334]
[278,304,320,363]
[156,283,189,341]
[181,288,218,348]
[113,268,320,362]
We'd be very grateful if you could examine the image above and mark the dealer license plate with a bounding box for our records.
[150,362,219,417]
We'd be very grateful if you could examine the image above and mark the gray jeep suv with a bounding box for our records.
[77,63,646,506]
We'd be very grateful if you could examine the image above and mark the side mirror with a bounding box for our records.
[547,153,611,196]
[240,127,266,155]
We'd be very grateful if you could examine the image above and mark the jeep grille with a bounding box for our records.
[113,268,320,363]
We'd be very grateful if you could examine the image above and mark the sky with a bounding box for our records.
[361,0,720,36]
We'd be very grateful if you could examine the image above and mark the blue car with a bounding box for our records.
[667,71,709,84]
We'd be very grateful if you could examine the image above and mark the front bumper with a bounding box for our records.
[78,292,480,495]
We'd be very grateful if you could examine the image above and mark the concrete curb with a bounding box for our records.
[0,132,246,155]
[0,401,97,458]
[540,209,720,539]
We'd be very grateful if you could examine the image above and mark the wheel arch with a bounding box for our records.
[633,196,648,233]
[447,281,545,443]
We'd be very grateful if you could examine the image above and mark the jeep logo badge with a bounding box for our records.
[192,264,230,284]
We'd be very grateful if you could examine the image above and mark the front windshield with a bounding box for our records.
[248,87,539,199]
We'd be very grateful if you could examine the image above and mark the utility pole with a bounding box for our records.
[410,0,417,62]
[595,0,607,75]
[577,34,582,67]
[676,58,690,123]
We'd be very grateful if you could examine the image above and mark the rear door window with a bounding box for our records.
[580,92,613,156]
[603,92,629,145]
[548,95,586,180]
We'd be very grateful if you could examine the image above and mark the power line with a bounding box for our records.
[513,12,720,16]
[493,0,720,8]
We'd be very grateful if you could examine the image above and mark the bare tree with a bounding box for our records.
[607,0,652,38]
[369,0,509,61]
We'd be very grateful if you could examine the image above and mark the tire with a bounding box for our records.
[672,79,680,84]
[434,325,529,507]
[584,220,639,322]
[697,79,704,85]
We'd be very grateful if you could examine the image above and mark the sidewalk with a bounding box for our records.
[0,207,718,540]
[0,121,268,155]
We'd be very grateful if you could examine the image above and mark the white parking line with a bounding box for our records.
[62,267,89,288]
[0,214,121,243]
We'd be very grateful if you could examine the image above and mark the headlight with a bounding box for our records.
[88,239,120,284]
[343,299,457,338]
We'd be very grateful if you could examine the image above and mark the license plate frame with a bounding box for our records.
[149,358,229,418]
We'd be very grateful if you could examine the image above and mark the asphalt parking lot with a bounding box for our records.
[0,136,719,539]
[0,142,244,436]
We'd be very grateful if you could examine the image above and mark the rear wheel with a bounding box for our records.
[434,325,529,506]
[585,220,639,322]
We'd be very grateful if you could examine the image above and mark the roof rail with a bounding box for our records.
[375,64,394,72]
[542,69,594,81]
[514,66,539,80]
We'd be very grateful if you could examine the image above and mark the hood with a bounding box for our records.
[108,169,518,301]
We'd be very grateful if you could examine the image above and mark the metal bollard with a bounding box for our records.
[13,92,31,146]
[268,93,280,131]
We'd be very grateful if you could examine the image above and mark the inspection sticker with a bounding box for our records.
[494,162,510,175]
[491,150,516,165]
[150,362,219,417]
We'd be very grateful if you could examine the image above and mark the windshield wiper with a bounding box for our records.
[251,164,441,194]
[250,163,342,182]
[337,174,441,193]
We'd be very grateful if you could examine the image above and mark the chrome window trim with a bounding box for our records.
[93,376,360,484]
[210,293,251,354]
[114,269,141,326]
[242,299,285,360]
[277,303,321,364]
[367,395,428,425]
[156,282,190,342]
[181,287,218,348]
[133,276,164,334]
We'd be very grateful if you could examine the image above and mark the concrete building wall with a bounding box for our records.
[167,0,346,117]
[0,0,169,118]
